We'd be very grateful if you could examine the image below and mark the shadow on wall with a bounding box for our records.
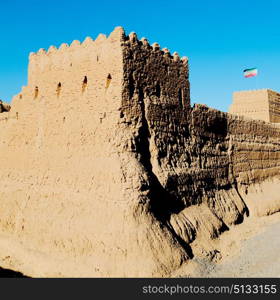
[0,266,29,278]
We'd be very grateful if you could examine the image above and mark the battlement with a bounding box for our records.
[122,31,188,64]
[11,26,190,116]
[29,28,188,67]
[121,29,190,110]
[28,33,108,66]
[26,26,125,97]
[26,26,188,90]
[28,26,123,61]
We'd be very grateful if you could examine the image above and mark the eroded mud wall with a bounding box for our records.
[121,34,280,264]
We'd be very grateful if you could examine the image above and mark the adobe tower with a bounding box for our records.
[229,89,280,122]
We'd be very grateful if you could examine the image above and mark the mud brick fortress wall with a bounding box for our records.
[0,27,280,277]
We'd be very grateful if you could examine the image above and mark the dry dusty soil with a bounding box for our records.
[176,212,280,278]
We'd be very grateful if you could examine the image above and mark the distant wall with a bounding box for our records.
[143,101,280,212]
[229,90,270,122]
[229,89,280,123]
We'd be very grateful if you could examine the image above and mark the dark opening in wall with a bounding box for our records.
[34,86,39,99]
[56,82,62,97]
[136,86,152,170]
[82,76,88,92]
[106,74,112,89]
[128,74,135,99]
[156,83,161,98]
[178,88,183,107]
[19,94,22,99]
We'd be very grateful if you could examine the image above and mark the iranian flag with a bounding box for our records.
[243,68,258,78]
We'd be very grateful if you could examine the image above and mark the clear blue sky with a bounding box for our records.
[1,0,280,112]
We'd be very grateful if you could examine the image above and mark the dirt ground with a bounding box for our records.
[174,212,280,278]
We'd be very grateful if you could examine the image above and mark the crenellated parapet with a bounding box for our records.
[121,30,190,111]
[123,31,188,65]
[12,26,190,120]
[28,26,125,73]
[21,27,125,104]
